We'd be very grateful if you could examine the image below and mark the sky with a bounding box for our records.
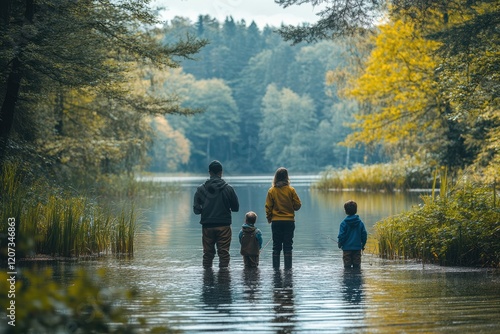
[152,0,324,28]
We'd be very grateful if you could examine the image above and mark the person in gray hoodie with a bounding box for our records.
[337,200,367,269]
[239,211,263,268]
[193,160,239,268]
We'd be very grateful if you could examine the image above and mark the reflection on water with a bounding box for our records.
[342,268,364,305]
[273,270,296,333]
[242,268,261,304]
[201,268,233,312]
[21,178,500,333]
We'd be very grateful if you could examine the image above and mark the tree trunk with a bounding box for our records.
[0,0,35,164]
[0,57,22,163]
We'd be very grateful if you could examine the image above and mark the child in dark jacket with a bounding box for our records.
[337,200,367,269]
[239,211,263,268]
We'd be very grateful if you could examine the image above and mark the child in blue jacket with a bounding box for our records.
[338,200,367,269]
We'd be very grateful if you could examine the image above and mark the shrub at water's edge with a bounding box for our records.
[0,163,144,259]
[374,181,500,267]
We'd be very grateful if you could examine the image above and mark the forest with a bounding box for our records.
[0,1,498,331]
[151,16,370,173]
[1,1,498,182]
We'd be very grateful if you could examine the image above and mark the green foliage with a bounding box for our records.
[374,180,500,267]
[0,0,207,182]
[276,0,384,43]
[0,269,174,333]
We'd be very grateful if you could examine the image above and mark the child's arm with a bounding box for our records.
[337,221,346,248]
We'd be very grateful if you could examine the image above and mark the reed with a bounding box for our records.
[374,172,500,267]
[313,162,432,192]
[112,205,138,255]
[0,163,139,258]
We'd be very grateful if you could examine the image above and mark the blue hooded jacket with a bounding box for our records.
[337,214,367,251]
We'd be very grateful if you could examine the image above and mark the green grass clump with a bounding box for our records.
[374,180,500,267]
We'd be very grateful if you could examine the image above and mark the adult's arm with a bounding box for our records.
[291,188,302,211]
[193,187,204,215]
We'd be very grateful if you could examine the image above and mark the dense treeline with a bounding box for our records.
[148,16,373,173]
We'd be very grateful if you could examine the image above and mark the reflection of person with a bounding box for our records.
[242,267,261,303]
[342,269,364,305]
[265,167,302,270]
[272,270,295,331]
[193,160,239,268]
[202,268,233,310]
[239,211,263,268]
[337,200,367,269]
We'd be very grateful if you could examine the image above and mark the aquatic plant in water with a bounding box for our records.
[374,177,500,267]
[0,163,139,258]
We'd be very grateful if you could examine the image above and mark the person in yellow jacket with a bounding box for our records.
[265,167,302,270]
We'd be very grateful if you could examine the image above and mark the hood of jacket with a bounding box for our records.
[344,214,361,227]
[241,223,256,232]
[204,176,228,194]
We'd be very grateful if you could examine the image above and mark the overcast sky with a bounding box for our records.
[152,0,324,28]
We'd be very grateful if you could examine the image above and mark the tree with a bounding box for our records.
[148,117,191,172]
[259,84,318,171]
[276,0,499,179]
[343,17,443,156]
[433,2,500,181]
[0,0,207,169]
[172,78,240,172]
[275,0,385,43]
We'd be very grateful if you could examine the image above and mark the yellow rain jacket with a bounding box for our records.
[265,184,302,222]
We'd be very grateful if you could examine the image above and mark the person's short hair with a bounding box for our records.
[245,211,257,225]
[344,200,357,215]
[208,160,223,175]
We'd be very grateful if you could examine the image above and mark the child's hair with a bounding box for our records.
[245,211,257,225]
[272,167,290,187]
[344,200,357,215]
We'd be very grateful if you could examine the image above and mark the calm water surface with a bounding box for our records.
[35,176,500,332]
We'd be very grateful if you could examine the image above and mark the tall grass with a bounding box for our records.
[374,173,500,267]
[112,206,137,255]
[313,161,434,192]
[0,163,139,258]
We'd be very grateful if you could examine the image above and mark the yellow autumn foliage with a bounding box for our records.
[344,15,442,148]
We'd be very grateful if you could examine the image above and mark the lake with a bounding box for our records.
[24,175,500,333]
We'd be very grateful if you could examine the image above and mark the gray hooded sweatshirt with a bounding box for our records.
[193,176,239,227]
